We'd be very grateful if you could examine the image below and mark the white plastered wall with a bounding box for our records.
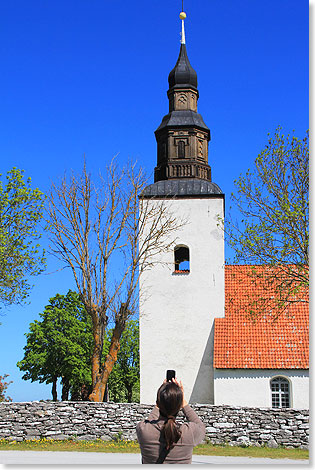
[214,369,309,409]
[139,197,224,405]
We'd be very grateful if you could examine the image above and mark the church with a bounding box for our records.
[138,12,309,409]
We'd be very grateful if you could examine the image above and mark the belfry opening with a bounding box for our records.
[174,245,190,272]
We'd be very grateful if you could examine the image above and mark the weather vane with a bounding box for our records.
[179,0,186,44]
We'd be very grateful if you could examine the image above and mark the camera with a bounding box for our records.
[166,370,176,382]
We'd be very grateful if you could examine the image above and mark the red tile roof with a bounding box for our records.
[214,265,309,369]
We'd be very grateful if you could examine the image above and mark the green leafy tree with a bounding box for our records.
[224,128,309,318]
[104,320,139,402]
[0,168,46,306]
[17,290,93,401]
[0,374,12,402]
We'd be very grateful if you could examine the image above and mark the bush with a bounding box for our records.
[0,375,12,402]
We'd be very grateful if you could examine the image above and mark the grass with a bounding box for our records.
[194,442,308,460]
[0,438,140,454]
[0,439,309,460]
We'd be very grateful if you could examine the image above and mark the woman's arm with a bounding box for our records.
[182,405,206,445]
[171,378,205,445]
[171,377,188,408]
[136,405,160,441]
[146,405,159,421]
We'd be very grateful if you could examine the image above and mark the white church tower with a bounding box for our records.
[139,12,225,404]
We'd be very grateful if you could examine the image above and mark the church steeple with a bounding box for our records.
[154,11,212,183]
[139,9,225,407]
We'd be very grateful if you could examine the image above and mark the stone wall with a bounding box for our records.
[0,402,309,449]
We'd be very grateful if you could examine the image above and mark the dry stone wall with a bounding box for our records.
[0,402,309,449]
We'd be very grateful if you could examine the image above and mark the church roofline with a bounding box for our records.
[140,178,224,198]
[155,110,210,135]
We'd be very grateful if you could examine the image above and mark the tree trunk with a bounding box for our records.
[127,386,133,403]
[52,377,58,401]
[81,384,92,401]
[89,318,125,402]
[70,386,81,401]
[103,383,109,402]
[90,311,104,400]
[61,377,70,401]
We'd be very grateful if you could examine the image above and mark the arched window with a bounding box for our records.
[270,377,290,408]
[174,245,190,273]
[178,140,185,159]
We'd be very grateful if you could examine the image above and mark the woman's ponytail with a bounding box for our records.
[163,416,182,450]
[156,383,183,450]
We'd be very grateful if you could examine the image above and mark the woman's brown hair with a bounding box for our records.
[156,382,183,450]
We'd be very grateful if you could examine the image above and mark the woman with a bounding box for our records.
[136,378,205,464]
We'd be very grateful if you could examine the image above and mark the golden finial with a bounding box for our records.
[180,10,186,44]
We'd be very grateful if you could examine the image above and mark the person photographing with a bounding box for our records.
[136,376,205,464]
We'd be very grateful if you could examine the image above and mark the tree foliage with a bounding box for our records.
[46,160,182,401]
[0,168,45,306]
[17,287,140,402]
[17,290,93,401]
[0,374,12,402]
[224,128,309,318]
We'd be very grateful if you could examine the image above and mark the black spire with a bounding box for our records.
[168,43,198,90]
[147,11,221,194]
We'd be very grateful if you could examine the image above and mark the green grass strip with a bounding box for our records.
[0,439,308,460]
[194,442,308,460]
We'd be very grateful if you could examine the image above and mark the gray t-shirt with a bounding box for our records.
[136,405,205,464]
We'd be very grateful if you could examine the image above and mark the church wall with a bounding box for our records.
[214,369,309,409]
[139,197,224,405]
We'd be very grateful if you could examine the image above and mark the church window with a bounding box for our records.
[178,140,185,159]
[270,377,290,408]
[174,245,190,273]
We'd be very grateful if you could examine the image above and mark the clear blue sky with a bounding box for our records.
[0,0,308,402]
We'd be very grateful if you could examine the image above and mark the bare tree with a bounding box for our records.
[46,160,181,401]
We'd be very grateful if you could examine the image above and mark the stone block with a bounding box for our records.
[217,417,227,423]
[251,442,261,447]
[77,435,96,440]
[52,434,70,440]
[267,439,278,448]
[236,436,250,446]
[206,427,217,433]
[213,422,235,428]
[25,429,41,436]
